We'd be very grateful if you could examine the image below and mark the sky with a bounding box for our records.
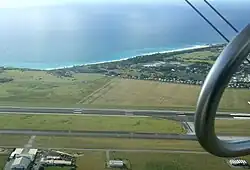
[0,0,218,8]
[0,0,248,8]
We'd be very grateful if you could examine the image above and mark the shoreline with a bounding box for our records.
[6,43,224,71]
[45,43,221,71]
[83,44,213,66]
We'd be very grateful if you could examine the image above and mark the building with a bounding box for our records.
[107,160,126,169]
[228,158,249,168]
[10,155,34,170]
[9,148,24,159]
[4,148,38,170]
[40,158,73,166]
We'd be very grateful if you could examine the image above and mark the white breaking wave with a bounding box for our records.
[45,44,214,70]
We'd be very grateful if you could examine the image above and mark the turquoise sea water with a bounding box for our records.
[0,1,249,69]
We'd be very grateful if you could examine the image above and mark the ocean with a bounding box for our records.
[0,1,249,69]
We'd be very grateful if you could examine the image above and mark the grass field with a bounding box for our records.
[0,70,111,107]
[0,135,202,151]
[0,155,7,170]
[33,136,202,150]
[0,70,248,112]
[111,152,233,170]
[177,50,219,64]
[0,135,31,146]
[215,119,250,136]
[0,114,185,133]
[86,79,250,112]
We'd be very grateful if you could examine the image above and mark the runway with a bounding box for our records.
[0,129,196,140]
[1,129,250,141]
[0,106,249,142]
[0,146,209,154]
[0,106,249,118]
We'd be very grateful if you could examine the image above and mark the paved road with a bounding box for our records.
[0,129,197,140]
[0,106,248,118]
[0,145,208,154]
[1,129,250,141]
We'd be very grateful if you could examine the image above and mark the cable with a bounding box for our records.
[204,0,239,33]
[203,0,250,64]
[185,0,250,64]
[184,0,230,43]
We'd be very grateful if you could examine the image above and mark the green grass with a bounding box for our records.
[0,114,185,133]
[111,152,232,170]
[177,50,219,64]
[34,137,203,151]
[74,151,230,170]
[87,79,250,112]
[0,70,248,112]
[215,119,250,136]
[0,155,7,170]
[0,70,111,107]
[0,135,202,151]
[0,135,31,146]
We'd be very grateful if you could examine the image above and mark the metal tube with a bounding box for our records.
[195,24,250,157]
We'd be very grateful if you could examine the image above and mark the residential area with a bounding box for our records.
[49,44,250,89]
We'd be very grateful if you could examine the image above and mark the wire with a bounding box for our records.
[184,0,230,43]
[203,0,250,64]
[204,0,239,33]
[185,0,250,64]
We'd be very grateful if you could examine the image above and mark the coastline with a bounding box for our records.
[45,43,222,71]
[4,43,223,71]
[84,44,211,66]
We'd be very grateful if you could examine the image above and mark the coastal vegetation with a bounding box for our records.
[0,44,249,112]
[50,44,249,89]
[54,45,225,84]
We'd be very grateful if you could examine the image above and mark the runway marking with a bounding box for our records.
[231,113,250,116]
[73,111,82,114]
[233,117,250,120]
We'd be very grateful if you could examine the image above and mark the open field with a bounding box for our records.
[34,136,202,150]
[111,152,233,170]
[0,114,185,133]
[0,135,202,151]
[0,135,31,146]
[0,155,7,170]
[0,70,111,107]
[0,70,248,112]
[215,119,250,136]
[86,79,250,112]
[177,50,219,64]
